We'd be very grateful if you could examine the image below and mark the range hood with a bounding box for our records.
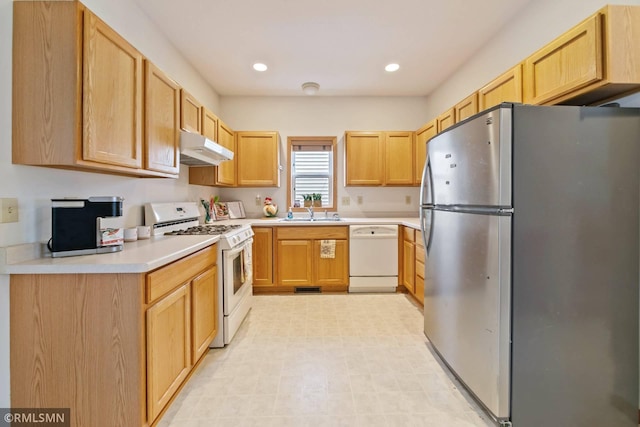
[180,131,234,166]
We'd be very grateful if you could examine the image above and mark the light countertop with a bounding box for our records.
[1,217,419,275]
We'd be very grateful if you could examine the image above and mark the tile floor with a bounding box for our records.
[158,294,496,427]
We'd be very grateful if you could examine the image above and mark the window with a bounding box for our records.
[287,137,337,211]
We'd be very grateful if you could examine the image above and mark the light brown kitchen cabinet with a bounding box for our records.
[237,131,280,187]
[402,228,416,294]
[345,131,414,186]
[454,93,479,123]
[523,6,640,106]
[191,266,218,364]
[384,131,415,186]
[345,131,384,186]
[10,244,218,427]
[252,227,274,287]
[12,2,174,177]
[414,121,436,185]
[216,119,237,186]
[180,90,202,133]
[437,108,455,132]
[415,236,425,305]
[188,115,237,187]
[145,61,180,175]
[201,107,218,141]
[146,283,191,423]
[275,226,349,291]
[479,64,523,110]
[276,239,313,286]
[313,239,349,286]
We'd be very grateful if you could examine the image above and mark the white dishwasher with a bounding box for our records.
[349,224,398,293]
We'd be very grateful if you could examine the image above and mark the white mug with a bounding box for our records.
[137,225,151,239]
[124,228,138,242]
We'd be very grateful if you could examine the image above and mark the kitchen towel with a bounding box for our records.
[320,240,336,259]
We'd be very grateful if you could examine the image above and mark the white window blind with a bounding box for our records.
[292,144,333,208]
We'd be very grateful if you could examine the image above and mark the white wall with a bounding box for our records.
[0,0,223,407]
[218,96,428,217]
[424,0,640,118]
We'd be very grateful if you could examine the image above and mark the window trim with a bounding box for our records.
[287,136,338,212]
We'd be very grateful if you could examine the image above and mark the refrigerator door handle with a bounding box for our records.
[420,155,434,207]
[420,208,434,255]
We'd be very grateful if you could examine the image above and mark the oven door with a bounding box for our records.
[222,239,253,316]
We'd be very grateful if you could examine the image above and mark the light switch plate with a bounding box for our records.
[405,195,412,205]
[341,197,350,206]
[357,196,363,205]
[0,198,19,223]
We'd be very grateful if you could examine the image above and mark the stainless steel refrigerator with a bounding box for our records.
[419,103,639,426]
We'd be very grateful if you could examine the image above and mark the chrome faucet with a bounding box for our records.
[306,206,314,220]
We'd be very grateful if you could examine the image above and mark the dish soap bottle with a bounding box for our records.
[287,207,293,220]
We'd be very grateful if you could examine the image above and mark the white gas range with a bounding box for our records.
[145,202,253,348]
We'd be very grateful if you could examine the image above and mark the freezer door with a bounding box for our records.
[424,209,511,419]
[428,107,512,207]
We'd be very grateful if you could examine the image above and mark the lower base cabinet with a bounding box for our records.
[274,226,349,291]
[147,284,192,422]
[10,244,218,427]
[401,226,424,305]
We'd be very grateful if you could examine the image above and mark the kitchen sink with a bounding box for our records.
[278,217,343,222]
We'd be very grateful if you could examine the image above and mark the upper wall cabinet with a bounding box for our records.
[454,93,478,123]
[12,1,178,178]
[236,131,280,187]
[479,64,523,110]
[180,90,203,134]
[524,5,640,106]
[189,115,237,187]
[145,61,180,175]
[436,108,455,133]
[344,131,414,186]
[414,121,436,185]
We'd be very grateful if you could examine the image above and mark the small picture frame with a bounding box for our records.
[213,201,229,220]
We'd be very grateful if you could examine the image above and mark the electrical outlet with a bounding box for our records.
[357,196,363,205]
[0,198,19,223]
[341,197,350,206]
[405,195,412,205]
[255,195,262,207]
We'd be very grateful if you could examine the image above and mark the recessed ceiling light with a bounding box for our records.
[253,63,268,72]
[385,63,400,72]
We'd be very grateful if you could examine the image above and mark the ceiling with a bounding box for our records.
[133,0,534,97]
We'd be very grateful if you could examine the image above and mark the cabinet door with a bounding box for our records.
[523,14,602,105]
[145,61,180,174]
[313,239,349,286]
[237,131,280,187]
[479,64,523,110]
[202,107,218,141]
[83,10,143,169]
[415,121,436,185]
[216,119,236,186]
[437,108,455,133]
[180,90,202,133]
[146,284,191,423]
[403,240,415,294]
[276,239,312,286]
[252,227,274,287]
[191,267,217,364]
[384,131,414,186]
[345,132,384,186]
[454,93,479,123]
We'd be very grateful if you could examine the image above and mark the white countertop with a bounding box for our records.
[1,217,420,275]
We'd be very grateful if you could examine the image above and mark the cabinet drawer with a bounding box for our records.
[403,227,415,242]
[276,226,348,240]
[147,245,217,304]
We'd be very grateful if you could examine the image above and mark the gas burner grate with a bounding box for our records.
[164,224,242,236]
